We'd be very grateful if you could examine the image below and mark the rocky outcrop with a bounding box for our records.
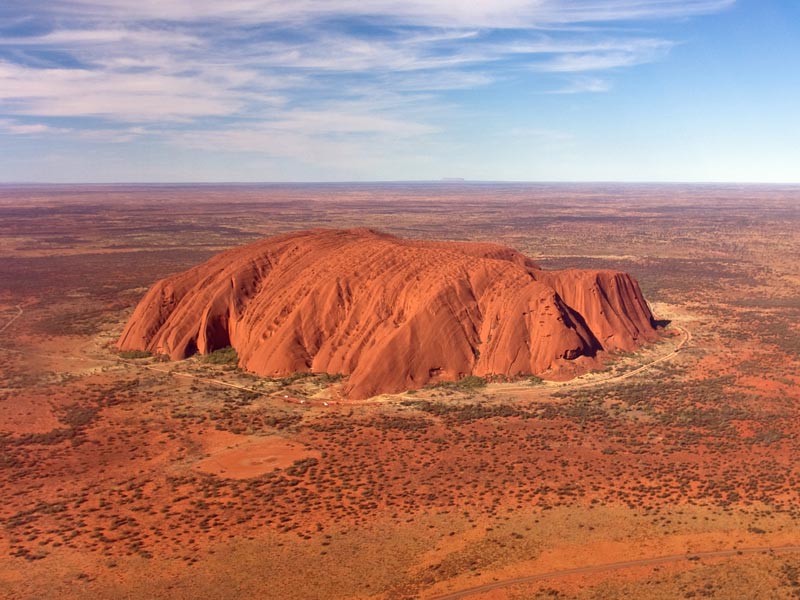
[118,228,658,398]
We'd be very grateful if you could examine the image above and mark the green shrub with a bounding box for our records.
[278,371,313,385]
[401,400,524,422]
[203,346,239,365]
[285,457,319,477]
[314,373,345,384]
[119,350,151,359]
[457,375,487,389]
[428,374,487,391]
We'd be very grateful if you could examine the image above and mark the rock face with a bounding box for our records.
[118,229,659,398]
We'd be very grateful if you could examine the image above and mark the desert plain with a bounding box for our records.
[1,182,799,599]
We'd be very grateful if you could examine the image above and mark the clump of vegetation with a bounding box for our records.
[263,414,303,429]
[284,457,318,477]
[59,404,99,429]
[428,374,487,391]
[277,371,314,385]
[314,372,345,384]
[369,415,431,432]
[272,371,344,387]
[203,346,239,365]
[119,350,151,359]
[751,428,784,446]
[457,375,487,389]
[401,400,526,423]
[527,375,544,385]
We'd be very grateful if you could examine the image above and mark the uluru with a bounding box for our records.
[118,228,659,399]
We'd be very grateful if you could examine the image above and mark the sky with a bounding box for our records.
[0,0,798,183]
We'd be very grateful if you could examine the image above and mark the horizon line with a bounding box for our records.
[1,180,799,187]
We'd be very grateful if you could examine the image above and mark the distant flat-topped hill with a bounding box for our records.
[118,228,659,398]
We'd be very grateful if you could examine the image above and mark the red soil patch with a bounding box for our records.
[0,394,59,434]
[194,433,320,479]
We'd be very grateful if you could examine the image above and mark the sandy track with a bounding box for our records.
[0,304,23,334]
[492,324,691,397]
[597,324,691,385]
[134,362,272,395]
[426,544,800,600]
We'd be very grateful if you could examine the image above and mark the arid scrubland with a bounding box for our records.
[1,183,799,599]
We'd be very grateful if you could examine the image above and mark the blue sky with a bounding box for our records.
[0,0,797,182]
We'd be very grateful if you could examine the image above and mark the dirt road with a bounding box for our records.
[599,324,691,385]
[134,362,274,396]
[0,304,23,334]
[491,324,691,397]
[426,544,800,600]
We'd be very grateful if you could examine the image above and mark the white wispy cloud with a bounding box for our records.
[536,47,670,72]
[0,27,202,48]
[0,58,286,121]
[0,119,72,135]
[26,0,735,28]
[0,0,735,149]
[546,76,613,94]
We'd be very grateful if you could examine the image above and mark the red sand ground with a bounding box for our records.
[1,184,799,600]
[194,432,321,479]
